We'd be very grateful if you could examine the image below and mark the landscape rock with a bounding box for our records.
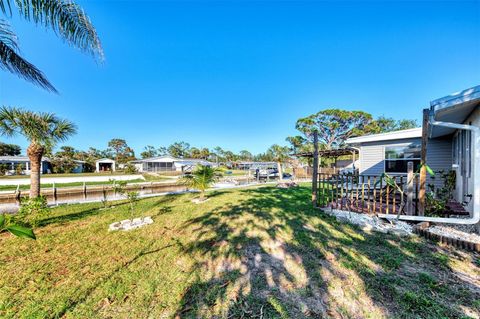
[109,216,153,231]
[277,182,299,189]
[325,208,414,236]
[191,198,210,204]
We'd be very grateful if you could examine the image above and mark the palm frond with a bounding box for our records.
[0,0,11,16]
[0,20,57,92]
[0,106,76,146]
[49,117,77,142]
[0,106,18,137]
[1,0,104,60]
[178,165,223,193]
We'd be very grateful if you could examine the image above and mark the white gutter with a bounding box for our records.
[378,119,479,225]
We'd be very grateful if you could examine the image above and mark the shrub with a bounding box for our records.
[426,170,456,216]
[0,163,9,176]
[15,163,25,175]
[16,196,50,227]
[124,163,138,174]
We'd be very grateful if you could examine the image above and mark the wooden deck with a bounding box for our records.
[316,173,470,217]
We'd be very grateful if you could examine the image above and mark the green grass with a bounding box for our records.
[141,174,177,182]
[0,174,174,191]
[0,172,132,179]
[223,169,250,176]
[0,185,479,318]
[0,179,149,191]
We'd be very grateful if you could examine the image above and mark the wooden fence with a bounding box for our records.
[317,173,420,215]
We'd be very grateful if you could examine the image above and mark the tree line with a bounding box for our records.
[1,109,418,174]
[286,109,418,154]
[0,138,291,174]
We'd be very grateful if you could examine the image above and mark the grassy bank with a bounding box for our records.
[0,172,130,179]
[0,174,174,191]
[0,185,478,318]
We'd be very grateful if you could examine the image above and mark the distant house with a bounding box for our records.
[0,156,53,175]
[347,84,479,216]
[72,160,86,173]
[0,156,87,175]
[131,156,215,173]
[95,158,116,172]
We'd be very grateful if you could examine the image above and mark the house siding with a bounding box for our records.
[358,138,422,176]
[425,137,452,189]
[359,144,384,175]
[356,137,452,189]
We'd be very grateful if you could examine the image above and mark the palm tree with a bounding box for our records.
[0,0,103,92]
[178,165,222,201]
[267,144,291,181]
[0,107,76,197]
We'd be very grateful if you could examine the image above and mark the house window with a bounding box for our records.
[384,142,421,174]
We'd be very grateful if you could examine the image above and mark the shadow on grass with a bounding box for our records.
[55,241,177,318]
[38,194,179,227]
[175,186,480,318]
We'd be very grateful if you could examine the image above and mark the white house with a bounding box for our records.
[131,156,215,173]
[346,84,479,218]
[429,85,479,216]
[95,158,116,172]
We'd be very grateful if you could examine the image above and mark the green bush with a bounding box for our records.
[0,163,9,176]
[15,163,25,175]
[17,196,50,227]
[124,163,138,174]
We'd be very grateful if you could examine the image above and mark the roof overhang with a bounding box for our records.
[345,128,422,145]
[429,85,480,138]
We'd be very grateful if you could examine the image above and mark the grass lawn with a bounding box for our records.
[141,174,178,182]
[0,174,173,191]
[1,185,479,318]
[0,172,131,179]
[0,179,148,192]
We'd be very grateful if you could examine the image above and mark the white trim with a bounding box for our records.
[345,128,422,144]
[430,85,480,111]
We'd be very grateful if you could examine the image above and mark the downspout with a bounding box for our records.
[378,119,479,225]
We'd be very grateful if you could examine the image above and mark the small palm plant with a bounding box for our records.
[178,165,222,201]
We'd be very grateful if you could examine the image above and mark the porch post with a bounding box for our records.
[312,131,319,207]
[406,161,414,215]
[418,108,429,216]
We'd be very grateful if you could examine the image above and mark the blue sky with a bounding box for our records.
[0,0,479,155]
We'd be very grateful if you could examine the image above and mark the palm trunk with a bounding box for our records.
[277,162,283,181]
[200,189,205,200]
[27,143,44,198]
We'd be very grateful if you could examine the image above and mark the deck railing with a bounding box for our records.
[317,173,420,215]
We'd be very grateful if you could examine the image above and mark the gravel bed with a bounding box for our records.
[428,225,480,244]
[325,208,414,236]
